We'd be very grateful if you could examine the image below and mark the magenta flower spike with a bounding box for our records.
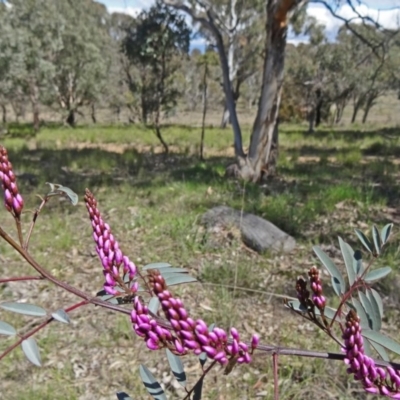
[144,269,256,366]
[84,189,137,295]
[0,146,24,218]
[308,267,326,311]
[343,310,400,397]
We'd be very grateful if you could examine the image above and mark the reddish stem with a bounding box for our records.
[24,197,49,250]
[0,276,44,283]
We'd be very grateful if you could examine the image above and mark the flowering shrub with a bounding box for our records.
[0,144,399,399]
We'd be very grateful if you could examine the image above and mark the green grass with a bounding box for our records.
[1,121,399,399]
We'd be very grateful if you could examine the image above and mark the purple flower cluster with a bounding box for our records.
[131,296,173,350]
[343,310,400,398]
[296,277,311,309]
[85,189,137,295]
[308,267,326,311]
[132,269,259,365]
[0,146,24,218]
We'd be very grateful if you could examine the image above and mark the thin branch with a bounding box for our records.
[0,276,44,283]
[0,300,88,363]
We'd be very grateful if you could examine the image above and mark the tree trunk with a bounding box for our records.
[1,104,6,124]
[244,0,297,182]
[351,103,360,123]
[220,103,230,129]
[91,103,97,124]
[32,104,40,132]
[200,63,208,160]
[308,109,315,133]
[362,97,374,124]
[66,109,75,127]
[29,83,40,132]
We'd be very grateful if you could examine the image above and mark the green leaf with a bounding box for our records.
[164,275,197,286]
[351,298,369,330]
[0,320,16,336]
[362,330,400,356]
[366,289,382,332]
[148,297,160,314]
[359,292,379,331]
[116,392,134,400]
[143,262,172,270]
[21,338,41,366]
[0,302,46,317]
[331,277,342,297]
[51,309,70,324]
[159,267,188,274]
[198,352,207,367]
[372,225,382,255]
[364,267,392,283]
[381,223,393,245]
[338,237,356,286]
[46,183,78,205]
[193,376,204,400]
[369,340,390,361]
[364,336,373,356]
[313,246,345,294]
[139,364,167,400]
[286,300,308,313]
[314,307,337,320]
[353,250,364,276]
[368,288,383,318]
[355,229,374,254]
[166,349,186,387]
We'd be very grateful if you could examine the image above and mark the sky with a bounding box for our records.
[99,0,400,49]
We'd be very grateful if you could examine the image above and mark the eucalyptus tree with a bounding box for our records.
[108,12,136,122]
[164,0,398,182]
[122,1,191,153]
[51,0,112,126]
[1,0,63,131]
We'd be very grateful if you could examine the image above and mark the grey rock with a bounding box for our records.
[201,206,295,253]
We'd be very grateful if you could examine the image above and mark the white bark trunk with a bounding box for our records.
[244,0,301,182]
[163,0,245,156]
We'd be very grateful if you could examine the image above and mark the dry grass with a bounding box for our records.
[1,107,400,399]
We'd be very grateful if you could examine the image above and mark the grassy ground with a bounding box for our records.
[1,121,400,399]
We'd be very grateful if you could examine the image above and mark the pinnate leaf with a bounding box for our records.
[369,340,390,361]
[338,237,356,286]
[143,262,172,270]
[165,275,197,286]
[139,364,167,400]
[0,302,46,317]
[116,392,134,400]
[372,225,382,255]
[353,250,364,276]
[46,182,78,205]
[359,292,379,331]
[0,320,16,335]
[355,229,374,254]
[51,309,70,324]
[148,297,160,314]
[313,246,345,295]
[362,330,400,356]
[364,267,391,283]
[166,349,186,387]
[381,223,393,245]
[21,338,41,366]
[193,376,204,400]
[368,288,383,318]
[351,298,369,330]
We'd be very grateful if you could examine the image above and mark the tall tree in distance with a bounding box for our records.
[51,0,112,126]
[122,1,191,153]
[164,0,398,181]
[1,0,64,131]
